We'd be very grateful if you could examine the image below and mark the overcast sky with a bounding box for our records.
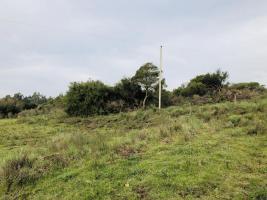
[0,0,267,97]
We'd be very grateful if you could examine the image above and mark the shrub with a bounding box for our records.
[0,92,47,118]
[1,155,39,192]
[114,78,144,109]
[173,70,228,97]
[43,154,69,169]
[230,82,265,91]
[228,115,241,127]
[114,142,143,158]
[181,82,208,97]
[65,80,116,116]
[0,97,22,118]
[247,121,266,135]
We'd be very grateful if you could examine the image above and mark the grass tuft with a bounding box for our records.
[1,155,39,192]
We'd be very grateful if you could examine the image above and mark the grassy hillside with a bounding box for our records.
[0,94,266,199]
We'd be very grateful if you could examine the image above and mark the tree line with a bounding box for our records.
[64,63,265,116]
[0,62,265,118]
[0,92,48,118]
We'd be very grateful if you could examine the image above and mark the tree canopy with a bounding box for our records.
[133,63,160,108]
[174,70,229,97]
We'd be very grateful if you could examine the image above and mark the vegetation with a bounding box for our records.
[65,62,161,116]
[173,70,229,97]
[2,67,265,118]
[0,92,47,118]
[64,68,266,117]
[133,63,160,108]
[0,67,266,199]
[230,82,265,91]
[114,78,144,110]
[65,80,115,116]
[0,92,266,199]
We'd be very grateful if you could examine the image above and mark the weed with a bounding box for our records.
[228,115,241,127]
[247,121,266,135]
[170,123,182,132]
[115,142,143,158]
[137,131,148,141]
[1,155,39,192]
[43,153,69,169]
[159,127,170,139]
[170,107,188,117]
[133,185,150,199]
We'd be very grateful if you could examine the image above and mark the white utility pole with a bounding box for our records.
[159,45,163,110]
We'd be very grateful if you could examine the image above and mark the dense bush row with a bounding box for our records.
[229,82,265,91]
[65,64,265,116]
[173,70,228,97]
[1,64,265,117]
[0,93,48,118]
[65,63,175,116]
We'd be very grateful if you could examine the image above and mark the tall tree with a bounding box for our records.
[133,63,159,108]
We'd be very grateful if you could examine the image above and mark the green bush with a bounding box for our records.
[0,97,22,118]
[230,82,265,91]
[114,78,144,109]
[65,80,117,116]
[0,93,47,118]
[174,70,228,97]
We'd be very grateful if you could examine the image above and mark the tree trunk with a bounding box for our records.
[142,90,148,109]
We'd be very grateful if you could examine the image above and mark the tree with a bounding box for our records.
[0,92,47,118]
[114,78,144,109]
[133,63,160,108]
[13,93,24,101]
[23,92,47,109]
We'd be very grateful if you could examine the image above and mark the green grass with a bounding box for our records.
[0,95,266,199]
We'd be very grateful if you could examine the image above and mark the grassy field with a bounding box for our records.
[0,95,266,199]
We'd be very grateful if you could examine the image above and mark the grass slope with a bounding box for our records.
[0,95,266,199]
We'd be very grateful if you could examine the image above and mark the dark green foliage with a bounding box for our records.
[65,63,161,116]
[114,78,144,109]
[230,82,265,91]
[181,82,208,96]
[65,80,116,116]
[3,68,265,119]
[133,63,159,91]
[174,70,229,97]
[190,70,228,91]
[0,92,47,118]
[0,97,22,118]
[133,63,160,108]
[22,92,47,110]
[161,90,173,107]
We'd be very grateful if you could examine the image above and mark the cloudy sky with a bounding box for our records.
[0,0,267,97]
